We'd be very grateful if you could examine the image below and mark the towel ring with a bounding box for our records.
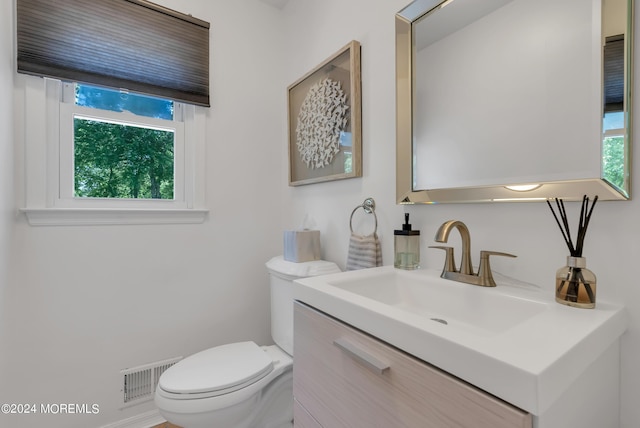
[350,197,378,234]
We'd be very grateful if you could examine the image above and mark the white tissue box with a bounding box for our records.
[284,230,320,262]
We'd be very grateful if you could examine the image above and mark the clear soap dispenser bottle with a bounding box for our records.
[394,213,420,270]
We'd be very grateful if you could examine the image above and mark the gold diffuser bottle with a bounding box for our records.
[555,256,596,309]
[547,195,598,309]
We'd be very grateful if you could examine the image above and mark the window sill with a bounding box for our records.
[21,208,209,226]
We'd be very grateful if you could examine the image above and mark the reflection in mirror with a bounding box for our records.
[396,0,633,203]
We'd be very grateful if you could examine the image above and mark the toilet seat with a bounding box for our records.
[155,344,292,421]
[158,341,274,399]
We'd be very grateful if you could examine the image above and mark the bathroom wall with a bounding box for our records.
[281,0,640,427]
[0,0,15,407]
[4,1,287,427]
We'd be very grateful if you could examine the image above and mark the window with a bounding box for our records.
[72,117,176,200]
[60,83,183,203]
[602,34,628,193]
[21,77,207,226]
[17,0,209,225]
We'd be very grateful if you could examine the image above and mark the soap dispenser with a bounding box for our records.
[394,213,420,270]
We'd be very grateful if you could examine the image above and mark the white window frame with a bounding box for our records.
[21,77,208,226]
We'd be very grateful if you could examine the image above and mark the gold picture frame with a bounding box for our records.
[287,40,362,186]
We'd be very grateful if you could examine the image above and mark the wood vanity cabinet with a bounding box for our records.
[293,302,532,428]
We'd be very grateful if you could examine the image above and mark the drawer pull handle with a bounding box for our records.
[334,338,390,375]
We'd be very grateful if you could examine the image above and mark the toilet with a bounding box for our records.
[154,256,340,428]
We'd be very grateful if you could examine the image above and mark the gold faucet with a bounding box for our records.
[430,220,516,287]
[433,220,473,275]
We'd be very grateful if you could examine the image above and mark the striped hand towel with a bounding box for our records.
[346,232,382,271]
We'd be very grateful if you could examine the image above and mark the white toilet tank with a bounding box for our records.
[266,256,340,355]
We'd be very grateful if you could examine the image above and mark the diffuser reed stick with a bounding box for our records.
[546,195,597,257]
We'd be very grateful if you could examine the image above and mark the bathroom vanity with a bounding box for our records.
[292,267,627,427]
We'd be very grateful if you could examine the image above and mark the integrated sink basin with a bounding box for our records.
[327,269,547,336]
[293,265,627,418]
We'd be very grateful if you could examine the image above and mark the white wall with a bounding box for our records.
[282,0,640,427]
[4,1,286,427]
[0,0,16,413]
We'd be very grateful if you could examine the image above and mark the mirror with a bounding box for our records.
[396,0,633,203]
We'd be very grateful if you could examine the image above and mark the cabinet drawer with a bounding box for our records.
[294,302,531,428]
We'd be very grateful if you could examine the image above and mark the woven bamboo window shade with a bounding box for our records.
[16,0,210,107]
[603,34,624,113]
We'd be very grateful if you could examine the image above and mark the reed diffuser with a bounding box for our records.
[546,195,598,309]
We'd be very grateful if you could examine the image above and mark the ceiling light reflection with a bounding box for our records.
[504,184,542,192]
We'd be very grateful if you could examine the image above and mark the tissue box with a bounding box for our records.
[284,230,320,262]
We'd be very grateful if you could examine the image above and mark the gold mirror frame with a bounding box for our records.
[396,0,634,204]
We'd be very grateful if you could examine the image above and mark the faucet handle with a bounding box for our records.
[477,250,517,287]
[429,246,457,273]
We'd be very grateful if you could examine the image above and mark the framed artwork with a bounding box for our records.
[287,40,362,186]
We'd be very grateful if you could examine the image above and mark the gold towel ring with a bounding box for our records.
[350,197,378,234]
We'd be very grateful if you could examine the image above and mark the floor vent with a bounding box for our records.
[121,356,182,407]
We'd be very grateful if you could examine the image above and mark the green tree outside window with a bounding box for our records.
[73,85,175,200]
[74,119,175,199]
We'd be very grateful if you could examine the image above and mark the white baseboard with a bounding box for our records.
[99,409,166,428]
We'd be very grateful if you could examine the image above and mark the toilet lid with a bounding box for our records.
[158,341,274,396]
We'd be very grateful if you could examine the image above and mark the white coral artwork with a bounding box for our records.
[296,77,349,169]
